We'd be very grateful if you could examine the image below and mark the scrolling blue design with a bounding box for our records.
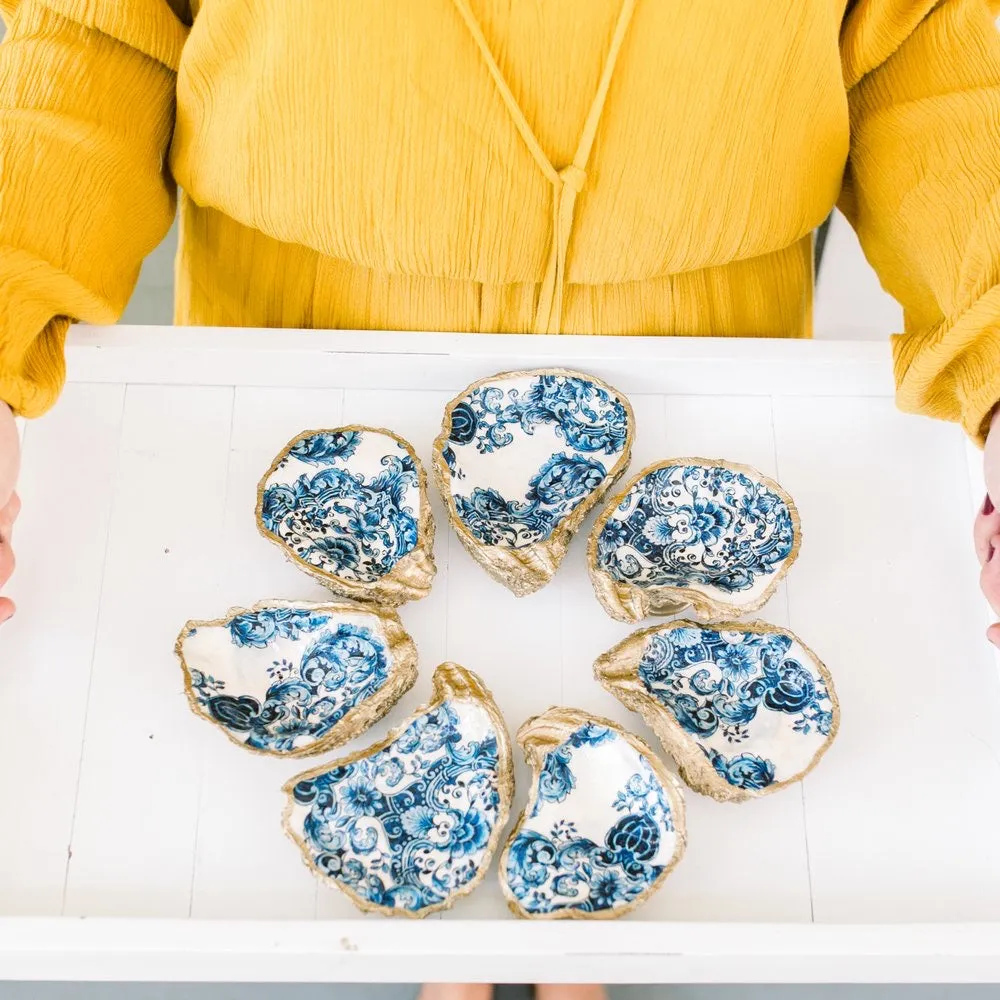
[290,702,503,913]
[190,621,391,753]
[261,431,420,581]
[446,375,629,549]
[454,453,607,547]
[287,431,360,466]
[227,606,331,649]
[637,626,834,790]
[596,464,794,593]
[504,726,677,915]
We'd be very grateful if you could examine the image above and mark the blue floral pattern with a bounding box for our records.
[454,453,607,548]
[637,625,834,790]
[286,699,505,914]
[503,723,682,916]
[596,463,795,595]
[259,430,421,583]
[226,606,331,649]
[186,608,394,753]
[286,430,360,466]
[442,374,631,549]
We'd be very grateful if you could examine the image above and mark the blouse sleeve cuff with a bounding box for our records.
[892,284,1000,449]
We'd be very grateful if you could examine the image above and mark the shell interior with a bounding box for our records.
[595,462,796,607]
[177,603,412,754]
[284,694,506,915]
[258,429,423,584]
[178,603,413,755]
[503,721,682,916]
[440,373,631,549]
[636,624,835,793]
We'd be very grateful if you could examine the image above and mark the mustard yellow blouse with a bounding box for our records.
[1,0,999,442]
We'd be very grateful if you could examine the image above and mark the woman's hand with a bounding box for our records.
[978,407,1000,648]
[0,402,20,626]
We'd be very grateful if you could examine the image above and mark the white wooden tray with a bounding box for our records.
[1,327,999,985]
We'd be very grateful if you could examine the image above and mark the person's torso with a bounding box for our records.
[171,0,851,290]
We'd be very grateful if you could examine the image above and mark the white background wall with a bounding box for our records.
[814,213,903,341]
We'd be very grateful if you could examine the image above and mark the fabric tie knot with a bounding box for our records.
[451,0,637,334]
[558,165,587,194]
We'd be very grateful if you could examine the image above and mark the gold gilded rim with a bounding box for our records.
[594,619,840,804]
[281,662,515,919]
[497,706,687,920]
[431,370,636,597]
[174,598,419,759]
[587,457,803,624]
[254,426,437,606]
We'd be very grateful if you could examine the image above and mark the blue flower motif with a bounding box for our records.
[400,806,435,838]
[206,694,261,732]
[341,778,385,816]
[668,498,731,547]
[706,749,775,790]
[616,772,675,830]
[448,809,491,856]
[448,402,478,445]
[606,813,661,863]
[590,871,626,908]
[613,775,649,815]
[670,627,704,649]
[311,535,362,572]
[716,643,759,687]
[599,518,628,551]
[813,709,834,737]
[763,660,817,714]
[641,515,674,546]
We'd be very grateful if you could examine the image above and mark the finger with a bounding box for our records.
[974,495,1000,566]
[0,537,13,588]
[988,623,1000,650]
[0,596,13,625]
[0,491,20,537]
[980,534,1000,617]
